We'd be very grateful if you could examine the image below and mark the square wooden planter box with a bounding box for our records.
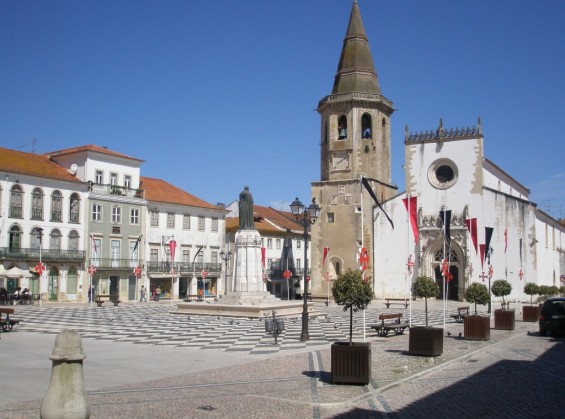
[331,342,371,385]
[409,326,443,357]
[494,309,515,330]
[522,305,539,322]
[464,315,490,341]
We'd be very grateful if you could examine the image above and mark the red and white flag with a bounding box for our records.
[402,196,418,243]
[90,234,98,257]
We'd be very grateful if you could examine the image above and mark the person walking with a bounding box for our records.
[139,285,147,302]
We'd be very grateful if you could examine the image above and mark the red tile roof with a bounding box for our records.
[140,176,220,210]
[226,204,303,235]
[45,144,144,162]
[0,147,84,183]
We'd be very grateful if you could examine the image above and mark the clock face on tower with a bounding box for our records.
[332,151,349,171]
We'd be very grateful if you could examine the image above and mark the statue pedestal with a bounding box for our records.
[231,229,264,293]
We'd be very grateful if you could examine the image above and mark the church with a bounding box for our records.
[310,1,565,302]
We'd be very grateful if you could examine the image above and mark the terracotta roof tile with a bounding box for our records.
[45,144,144,162]
[0,147,84,183]
[140,176,220,210]
[226,204,303,235]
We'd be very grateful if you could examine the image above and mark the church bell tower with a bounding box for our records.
[310,1,397,295]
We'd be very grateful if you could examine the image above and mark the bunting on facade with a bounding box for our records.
[361,176,394,228]
[465,218,478,254]
[402,196,418,243]
[323,247,330,266]
[479,244,486,270]
[90,234,98,257]
[439,209,452,245]
[484,227,494,264]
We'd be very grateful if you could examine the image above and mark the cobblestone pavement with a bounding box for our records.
[2,299,561,418]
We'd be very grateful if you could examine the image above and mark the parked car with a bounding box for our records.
[539,297,565,336]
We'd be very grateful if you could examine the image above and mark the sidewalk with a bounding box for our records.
[1,299,542,418]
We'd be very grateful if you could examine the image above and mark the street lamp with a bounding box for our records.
[219,250,232,295]
[290,197,321,342]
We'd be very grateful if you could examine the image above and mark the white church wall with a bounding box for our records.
[534,215,565,290]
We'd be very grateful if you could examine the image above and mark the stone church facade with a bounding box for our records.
[310,1,564,302]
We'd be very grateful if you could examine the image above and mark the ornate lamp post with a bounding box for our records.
[290,197,321,342]
[219,250,232,295]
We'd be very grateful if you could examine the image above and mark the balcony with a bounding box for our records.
[0,247,86,262]
[91,184,145,199]
[146,261,222,276]
[90,258,145,270]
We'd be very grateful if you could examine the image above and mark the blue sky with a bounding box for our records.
[1,0,564,219]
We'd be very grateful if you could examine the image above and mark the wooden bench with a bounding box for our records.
[451,306,470,323]
[384,298,410,309]
[95,295,121,307]
[0,307,20,332]
[370,313,409,337]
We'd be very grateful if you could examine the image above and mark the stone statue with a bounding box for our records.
[238,185,255,230]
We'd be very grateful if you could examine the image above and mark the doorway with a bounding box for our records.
[434,265,459,300]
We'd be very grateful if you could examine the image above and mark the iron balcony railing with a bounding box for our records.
[0,247,86,262]
[89,258,145,270]
[146,261,222,276]
[9,207,23,218]
[91,184,145,199]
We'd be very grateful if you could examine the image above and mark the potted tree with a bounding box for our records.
[409,276,443,356]
[463,282,491,340]
[523,282,540,322]
[331,269,374,385]
[491,279,514,330]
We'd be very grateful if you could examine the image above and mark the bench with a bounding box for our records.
[451,306,470,323]
[384,298,411,309]
[183,294,203,302]
[95,295,121,307]
[0,307,20,332]
[370,313,409,337]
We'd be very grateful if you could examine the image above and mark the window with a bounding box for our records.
[198,217,205,231]
[31,188,43,220]
[183,214,191,230]
[124,175,131,188]
[112,206,121,223]
[50,229,61,250]
[328,213,335,223]
[67,230,78,251]
[9,224,21,249]
[30,227,43,249]
[428,158,458,190]
[51,190,62,221]
[9,185,23,218]
[267,238,273,249]
[150,248,159,262]
[167,213,175,228]
[361,113,372,139]
[297,240,301,249]
[150,210,159,227]
[110,173,118,185]
[92,203,102,222]
[95,170,103,184]
[296,258,302,270]
[130,240,139,263]
[111,240,120,267]
[338,115,348,139]
[276,239,281,249]
[211,218,218,232]
[69,193,80,223]
[183,249,191,263]
[130,208,139,225]
[197,252,204,265]
[91,237,101,263]
[211,251,218,264]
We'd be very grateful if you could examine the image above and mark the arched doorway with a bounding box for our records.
[432,247,460,301]
[422,238,464,301]
[48,267,59,301]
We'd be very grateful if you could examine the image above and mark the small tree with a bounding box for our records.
[539,285,550,299]
[523,282,539,306]
[491,279,512,309]
[332,269,374,344]
[411,276,439,327]
[464,282,490,315]
[548,285,559,297]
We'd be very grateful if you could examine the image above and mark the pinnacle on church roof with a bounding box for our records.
[331,0,381,95]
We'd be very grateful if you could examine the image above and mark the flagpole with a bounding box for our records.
[360,177,366,343]
[442,206,446,331]
[407,193,411,327]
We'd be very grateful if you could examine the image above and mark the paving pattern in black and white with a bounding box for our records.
[9,302,477,355]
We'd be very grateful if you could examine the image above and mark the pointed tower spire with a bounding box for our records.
[332,0,380,95]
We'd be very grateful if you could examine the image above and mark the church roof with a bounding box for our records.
[140,176,221,210]
[332,0,381,95]
[0,147,84,184]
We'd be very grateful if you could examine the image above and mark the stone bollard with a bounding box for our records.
[40,329,90,419]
